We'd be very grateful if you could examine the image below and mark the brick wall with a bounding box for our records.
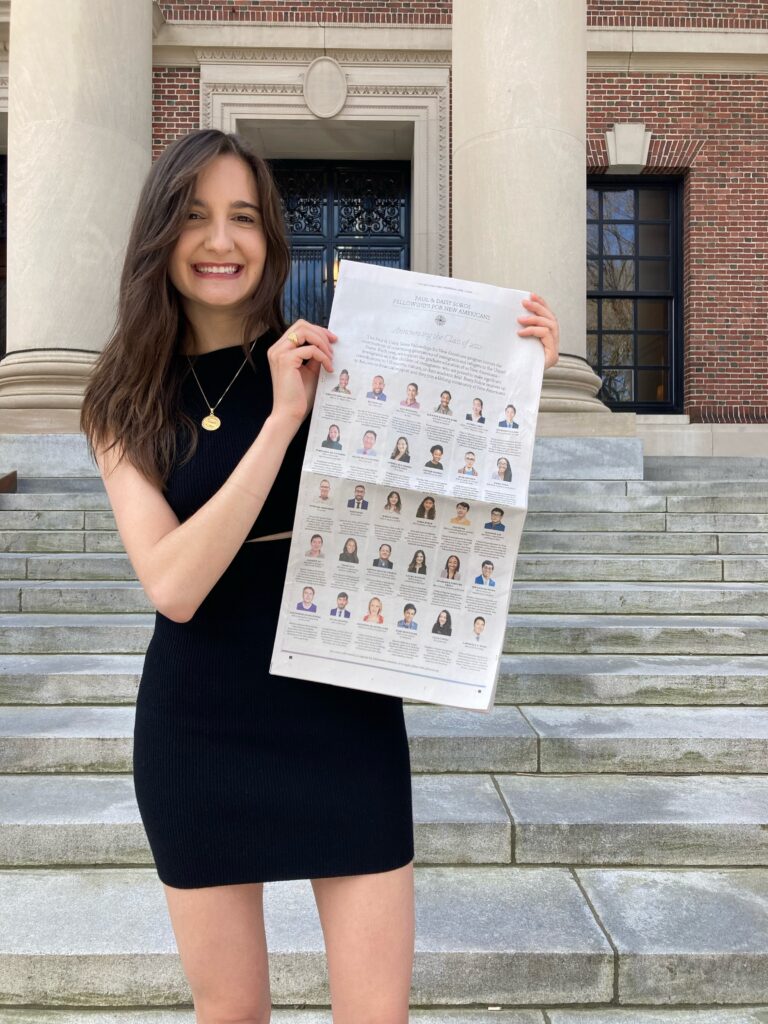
[152,68,200,159]
[587,1,768,29]
[588,72,768,421]
[157,1,450,23]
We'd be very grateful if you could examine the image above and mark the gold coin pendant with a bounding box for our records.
[202,414,221,431]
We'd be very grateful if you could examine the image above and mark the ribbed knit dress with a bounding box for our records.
[132,330,415,888]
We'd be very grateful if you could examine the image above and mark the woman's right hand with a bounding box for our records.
[267,319,336,426]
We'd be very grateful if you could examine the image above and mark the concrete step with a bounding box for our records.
[0,492,110,510]
[667,513,768,533]
[4,551,765,583]
[504,614,768,656]
[0,614,154,655]
[496,654,768,706]
[547,1012,768,1024]
[720,534,768,554]
[644,455,768,481]
[0,530,118,553]
[0,773,512,867]
[2,866,768,1005]
[667,496,768,513]
[528,495,667,513]
[497,774,768,865]
[3,705,767,775]
[509,582,768,615]
[0,511,86,530]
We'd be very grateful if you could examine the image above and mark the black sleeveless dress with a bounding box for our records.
[132,330,414,888]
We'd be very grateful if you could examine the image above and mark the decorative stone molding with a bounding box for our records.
[199,55,450,276]
[302,57,347,119]
[195,47,451,66]
[539,354,609,414]
[605,122,652,174]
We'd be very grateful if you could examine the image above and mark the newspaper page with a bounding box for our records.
[270,260,544,712]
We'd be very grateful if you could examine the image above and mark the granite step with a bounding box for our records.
[496,773,768,865]
[3,705,768,775]
[2,1009,768,1024]
[666,513,768,533]
[2,866,768,1006]
[2,580,767,616]
[3,652,766,707]
[0,773,512,867]
[504,614,768,656]
[6,612,766,657]
[509,582,768,615]
[496,654,768,705]
[6,551,757,584]
[520,532,718,554]
[0,492,111,511]
[2,772,765,869]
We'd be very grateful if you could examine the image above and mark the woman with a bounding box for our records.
[431,609,452,636]
[384,491,402,514]
[363,596,384,624]
[339,537,360,563]
[440,554,462,581]
[332,369,351,394]
[400,382,420,409]
[79,128,559,1021]
[407,549,427,575]
[321,423,342,450]
[492,456,513,483]
[415,496,437,520]
[390,436,411,463]
[466,397,485,424]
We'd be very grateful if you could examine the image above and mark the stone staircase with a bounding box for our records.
[1,468,768,1021]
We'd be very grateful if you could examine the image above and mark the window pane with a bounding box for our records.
[602,298,633,331]
[638,369,669,402]
[587,334,598,366]
[639,189,670,220]
[637,299,669,330]
[602,334,634,366]
[587,259,599,289]
[603,259,635,291]
[587,223,599,256]
[637,333,668,365]
[603,190,635,220]
[587,188,599,220]
[639,224,669,256]
[587,298,598,330]
[600,369,634,402]
[603,223,635,256]
[639,260,670,291]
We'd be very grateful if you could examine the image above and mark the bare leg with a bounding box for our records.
[163,880,271,1024]
[311,860,415,1024]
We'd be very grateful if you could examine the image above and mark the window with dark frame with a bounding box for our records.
[587,179,682,412]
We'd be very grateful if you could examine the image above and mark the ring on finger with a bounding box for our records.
[287,331,301,347]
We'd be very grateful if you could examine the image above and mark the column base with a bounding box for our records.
[0,350,97,410]
[540,352,608,413]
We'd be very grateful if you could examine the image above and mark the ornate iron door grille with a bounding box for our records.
[270,160,411,327]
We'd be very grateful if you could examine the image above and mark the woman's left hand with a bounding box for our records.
[517,293,560,370]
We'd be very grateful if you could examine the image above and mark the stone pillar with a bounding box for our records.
[452,0,607,414]
[0,0,153,426]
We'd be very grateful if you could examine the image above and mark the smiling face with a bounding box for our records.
[406,384,418,401]
[455,503,469,519]
[379,545,391,560]
[439,391,451,408]
[319,480,330,499]
[309,536,323,554]
[169,154,267,329]
[387,491,400,508]
[481,561,494,579]
[423,497,434,512]
[339,371,349,388]
[403,607,415,623]
[368,597,382,616]
[328,425,340,442]
[396,437,408,454]
[497,458,510,475]
[464,453,476,469]
[474,617,485,635]
[362,431,376,450]
[430,447,443,462]
[415,550,424,566]
[447,555,459,573]
[302,587,314,604]
[491,508,502,524]
[354,486,365,501]
[472,398,483,415]
[438,611,447,627]
[344,538,357,554]
[372,376,385,394]
[337,594,348,610]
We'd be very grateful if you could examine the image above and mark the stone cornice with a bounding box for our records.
[153,22,767,74]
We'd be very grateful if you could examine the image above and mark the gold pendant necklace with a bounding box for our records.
[187,339,257,431]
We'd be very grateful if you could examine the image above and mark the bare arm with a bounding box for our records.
[96,320,335,623]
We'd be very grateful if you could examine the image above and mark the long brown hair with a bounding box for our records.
[80,129,290,487]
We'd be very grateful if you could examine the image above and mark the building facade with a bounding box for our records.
[0,0,765,458]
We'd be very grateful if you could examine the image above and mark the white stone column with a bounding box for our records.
[0,0,153,421]
[452,0,606,413]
